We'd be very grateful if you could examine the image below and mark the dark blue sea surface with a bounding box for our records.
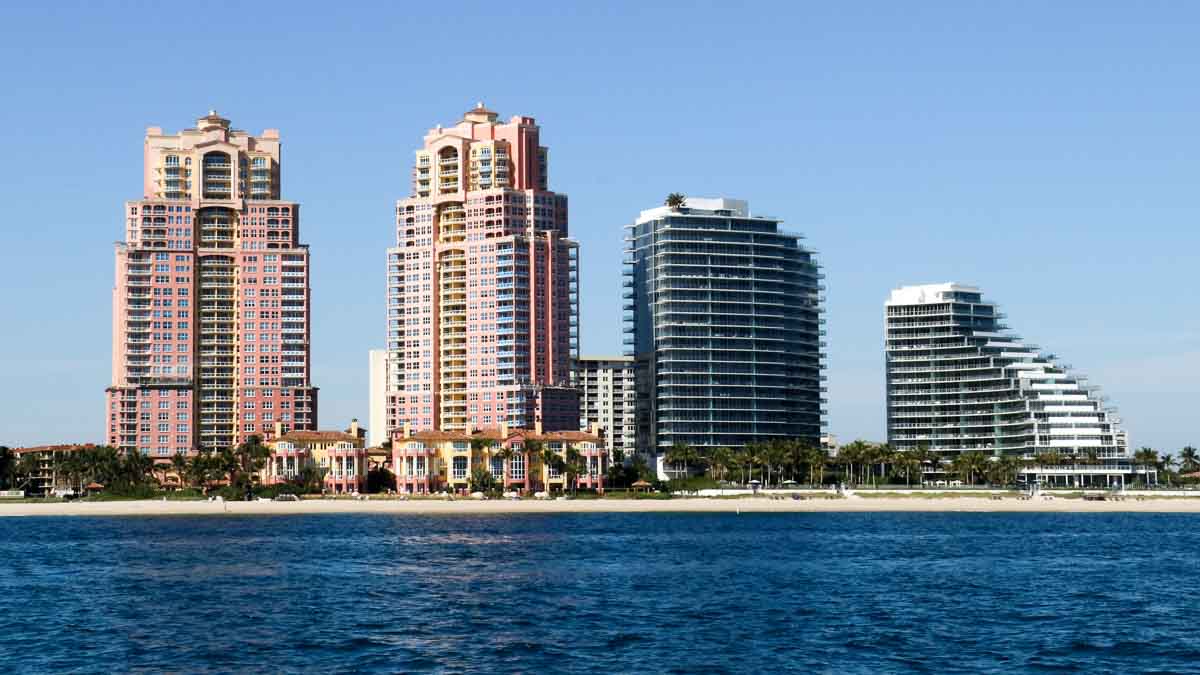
[0,513,1196,673]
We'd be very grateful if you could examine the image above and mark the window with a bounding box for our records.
[510,452,525,480]
[452,456,467,480]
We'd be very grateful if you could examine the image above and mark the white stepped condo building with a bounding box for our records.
[885,283,1148,487]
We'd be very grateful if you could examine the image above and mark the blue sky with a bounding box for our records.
[0,1,1196,452]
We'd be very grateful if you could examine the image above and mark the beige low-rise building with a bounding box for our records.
[391,423,608,495]
[10,444,98,496]
[263,420,369,494]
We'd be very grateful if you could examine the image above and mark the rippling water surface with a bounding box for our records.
[0,513,1196,673]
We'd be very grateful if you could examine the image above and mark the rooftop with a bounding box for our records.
[886,282,982,306]
[274,431,360,443]
[636,197,750,225]
[400,429,602,444]
[12,443,100,455]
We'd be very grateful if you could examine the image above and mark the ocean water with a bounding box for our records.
[0,513,1197,674]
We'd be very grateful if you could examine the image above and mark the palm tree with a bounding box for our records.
[564,446,584,496]
[951,451,989,486]
[522,439,543,492]
[0,446,13,489]
[664,442,694,481]
[839,440,872,486]
[804,445,828,486]
[171,452,190,489]
[238,436,271,479]
[1179,446,1199,474]
[765,441,790,488]
[731,446,749,484]
[1134,447,1159,486]
[185,451,213,492]
[911,446,937,486]
[13,453,38,493]
[494,446,515,487]
[540,446,564,493]
[470,436,495,458]
[907,443,939,486]
[471,436,496,486]
[1160,453,1177,487]
[120,449,155,491]
[664,192,686,210]
[742,443,762,484]
[873,444,897,487]
[468,465,497,495]
[56,452,82,494]
[985,456,1021,487]
[709,447,734,483]
[1035,451,1063,468]
[782,441,803,483]
[894,451,920,488]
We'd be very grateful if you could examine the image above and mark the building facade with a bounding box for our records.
[624,198,825,463]
[367,349,388,448]
[106,112,318,458]
[263,423,368,495]
[10,444,97,496]
[885,283,1141,486]
[384,104,580,437]
[571,356,637,460]
[391,425,606,495]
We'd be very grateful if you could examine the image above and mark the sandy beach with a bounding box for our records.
[4,494,1200,517]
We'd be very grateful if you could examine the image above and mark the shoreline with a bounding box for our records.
[5,495,1200,517]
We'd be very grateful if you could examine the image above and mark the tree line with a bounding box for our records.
[0,437,329,497]
[661,440,1200,488]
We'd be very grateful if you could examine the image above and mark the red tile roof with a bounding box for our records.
[11,443,99,455]
[275,431,359,443]
[536,431,601,442]
[397,429,601,444]
[406,430,504,442]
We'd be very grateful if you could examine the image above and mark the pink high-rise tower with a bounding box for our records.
[385,104,580,436]
[106,112,318,457]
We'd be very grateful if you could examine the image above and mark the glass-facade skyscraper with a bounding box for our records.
[624,198,825,462]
